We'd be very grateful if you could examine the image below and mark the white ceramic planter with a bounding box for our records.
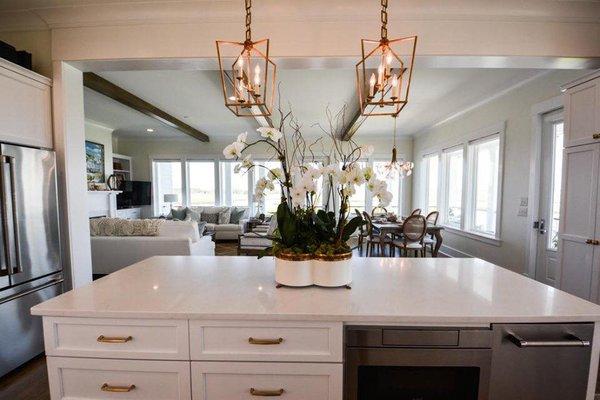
[274,253,313,287]
[312,253,353,287]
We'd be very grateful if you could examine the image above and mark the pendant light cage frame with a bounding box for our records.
[216,0,277,117]
[355,0,417,117]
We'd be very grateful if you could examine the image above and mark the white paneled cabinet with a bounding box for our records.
[43,317,343,400]
[0,59,53,149]
[559,71,600,302]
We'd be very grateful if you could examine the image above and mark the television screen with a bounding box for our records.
[117,181,152,207]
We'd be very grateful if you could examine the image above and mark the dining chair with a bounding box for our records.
[423,211,439,255]
[371,206,387,218]
[391,215,427,257]
[363,211,392,257]
[354,209,367,255]
[410,208,422,216]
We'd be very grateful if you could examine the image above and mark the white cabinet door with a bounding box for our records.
[0,62,52,148]
[564,79,600,148]
[558,143,600,301]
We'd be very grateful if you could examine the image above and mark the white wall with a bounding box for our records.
[85,121,114,181]
[412,69,588,274]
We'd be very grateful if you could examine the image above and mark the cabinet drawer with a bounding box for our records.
[191,362,342,400]
[47,357,191,400]
[43,317,189,360]
[189,320,342,362]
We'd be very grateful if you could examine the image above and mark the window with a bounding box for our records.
[373,161,402,215]
[220,161,250,207]
[442,147,464,228]
[153,160,183,215]
[254,161,283,214]
[187,161,216,206]
[468,135,500,236]
[423,153,439,214]
[548,121,564,250]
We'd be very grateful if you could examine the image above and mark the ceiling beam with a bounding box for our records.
[340,107,368,141]
[83,72,209,142]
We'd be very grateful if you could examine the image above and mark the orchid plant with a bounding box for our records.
[223,104,397,256]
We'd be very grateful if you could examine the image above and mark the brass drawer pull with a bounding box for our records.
[250,388,285,396]
[585,239,600,245]
[248,337,284,345]
[101,383,136,392]
[593,133,600,140]
[97,335,133,343]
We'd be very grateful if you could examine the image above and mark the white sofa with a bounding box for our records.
[91,220,215,275]
[188,206,248,241]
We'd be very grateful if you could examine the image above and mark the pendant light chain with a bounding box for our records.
[392,115,397,148]
[245,0,252,42]
[380,0,388,40]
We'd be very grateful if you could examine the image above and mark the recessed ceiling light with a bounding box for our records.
[146,128,155,133]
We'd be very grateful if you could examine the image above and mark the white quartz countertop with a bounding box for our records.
[32,256,600,324]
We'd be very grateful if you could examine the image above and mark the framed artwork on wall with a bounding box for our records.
[85,140,105,184]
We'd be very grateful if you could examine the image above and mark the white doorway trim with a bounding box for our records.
[526,95,563,280]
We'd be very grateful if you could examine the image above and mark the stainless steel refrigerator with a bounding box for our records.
[0,143,62,377]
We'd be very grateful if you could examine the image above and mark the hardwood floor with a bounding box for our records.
[0,354,49,400]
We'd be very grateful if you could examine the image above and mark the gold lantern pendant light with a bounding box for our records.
[216,0,276,117]
[384,116,414,178]
[356,0,417,117]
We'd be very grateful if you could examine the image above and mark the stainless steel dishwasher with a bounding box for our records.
[489,323,594,400]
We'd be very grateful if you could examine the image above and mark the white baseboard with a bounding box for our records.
[439,244,475,258]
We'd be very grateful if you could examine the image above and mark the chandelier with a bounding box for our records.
[355,0,417,117]
[384,116,414,178]
[216,0,276,117]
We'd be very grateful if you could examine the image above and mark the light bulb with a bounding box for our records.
[377,64,384,86]
[369,73,376,96]
[391,74,399,99]
[386,52,393,65]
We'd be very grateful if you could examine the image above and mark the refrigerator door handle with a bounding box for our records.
[7,156,22,274]
[0,156,12,277]
[0,277,63,305]
[0,155,21,275]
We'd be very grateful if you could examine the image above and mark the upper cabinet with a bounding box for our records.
[0,59,53,149]
[563,71,600,148]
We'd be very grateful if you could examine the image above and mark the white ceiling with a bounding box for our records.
[84,67,550,141]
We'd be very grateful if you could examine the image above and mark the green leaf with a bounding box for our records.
[341,215,364,242]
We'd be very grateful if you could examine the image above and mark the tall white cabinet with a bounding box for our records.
[0,58,53,149]
[559,70,600,302]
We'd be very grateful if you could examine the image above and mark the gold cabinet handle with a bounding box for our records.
[248,337,284,345]
[585,239,600,245]
[586,239,593,244]
[250,388,285,396]
[593,133,600,140]
[97,335,133,344]
[101,383,136,392]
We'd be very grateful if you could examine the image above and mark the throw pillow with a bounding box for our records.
[170,207,187,221]
[197,221,207,236]
[229,207,246,224]
[201,212,219,224]
[90,218,163,237]
[185,208,202,224]
[218,209,232,225]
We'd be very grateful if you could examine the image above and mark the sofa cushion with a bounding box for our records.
[197,221,207,236]
[218,209,231,224]
[90,218,163,237]
[201,212,220,224]
[185,208,201,223]
[159,220,200,243]
[169,207,187,221]
[229,207,246,224]
[213,224,242,232]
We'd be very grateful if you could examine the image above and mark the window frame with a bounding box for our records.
[417,121,505,244]
[440,144,466,230]
[421,152,441,215]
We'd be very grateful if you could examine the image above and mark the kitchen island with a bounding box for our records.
[32,256,600,400]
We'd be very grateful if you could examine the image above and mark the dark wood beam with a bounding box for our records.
[83,72,209,142]
[341,107,369,141]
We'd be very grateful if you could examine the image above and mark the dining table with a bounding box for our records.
[372,220,445,257]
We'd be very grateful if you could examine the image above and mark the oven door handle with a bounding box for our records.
[506,332,590,348]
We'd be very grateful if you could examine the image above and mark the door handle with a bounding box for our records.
[248,337,284,345]
[593,133,600,140]
[0,155,21,275]
[506,332,590,348]
[585,239,600,245]
[533,219,546,234]
[101,383,136,392]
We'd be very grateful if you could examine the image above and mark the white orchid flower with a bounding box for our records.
[348,167,366,186]
[241,155,253,168]
[257,127,283,142]
[341,184,356,197]
[305,165,322,180]
[237,131,248,144]
[268,167,284,181]
[223,141,244,159]
[363,165,375,182]
[299,176,316,193]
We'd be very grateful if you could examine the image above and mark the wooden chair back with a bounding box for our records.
[355,209,365,235]
[362,211,375,236]
[410,208,422,216]
[402,215,427,244]
[426,211,439,226]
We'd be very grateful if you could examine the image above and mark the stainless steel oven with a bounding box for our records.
[344,326,493,400]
